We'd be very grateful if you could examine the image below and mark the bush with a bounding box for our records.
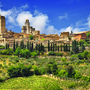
[81,76,90,82]
[30,51,37,57]
[24,49,31,58]
[83,50,89,59]
[7,64,32,78]
[57,69,67,77]
[66,65,75,77]
[32,65,41,75]
[69,50,74,55]
[74,70,82,79]
[14,47,21,56]
[48,51,56,56]
[61,57,66,62]
[55,52,63,56]
[70,54,77,61]
[77,53,84,60]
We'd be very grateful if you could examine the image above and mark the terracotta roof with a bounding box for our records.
[74,30,90,34]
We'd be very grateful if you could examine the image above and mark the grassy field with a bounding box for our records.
[0,75,89,90]
[0,54,90,89]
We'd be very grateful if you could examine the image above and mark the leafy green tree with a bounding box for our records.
[64,43,65,52]
[39,44,40,52]
[86,32,90,38]
[41,42,42,51]
[24,49,31,58]
[16,41,18,49]
[19,49,24,57]
[79,40,85,46]
[27,41,29,50]
[29,35,34,40]
[14,47,21,57]
[13,39,15,52]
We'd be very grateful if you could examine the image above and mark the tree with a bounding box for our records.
[27,41,29,50]
[58,45,59,52]
[79,40,85,46]
[13,39,15,52]
[81,43,85,52]
[66,44,68,51]
[51,43,52,51]
[29,35,34,40]
[5,43,8,50]
[86,32,90,38]
[63,43,65,52]
[61,44,62,51]
[14,47,21,57]
[29,42,31,51]
[20,40,24,49]
[7,44,9,49]
[39,44,40,52]
[31,42,33,51]
[53,42,54,51]
[48,40,50,52]
[41,42,42,51]
[72,40,79,54]
[69,43,70,52]
[16,41,18,49]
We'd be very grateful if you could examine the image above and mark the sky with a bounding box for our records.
[0,0,90,35]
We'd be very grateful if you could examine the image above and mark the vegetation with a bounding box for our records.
[29,35,34,40]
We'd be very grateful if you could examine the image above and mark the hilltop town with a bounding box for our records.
[0,15,90,48]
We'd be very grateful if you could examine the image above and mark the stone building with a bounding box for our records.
[21,19,35,35]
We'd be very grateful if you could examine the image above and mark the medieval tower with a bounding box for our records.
[0,15,6,33]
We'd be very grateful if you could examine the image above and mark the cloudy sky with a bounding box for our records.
[0,0,90,35]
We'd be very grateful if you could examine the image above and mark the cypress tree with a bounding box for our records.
[5,43,7,50]
[51,43,52,51]
[69,43,70,52]
[41,42,42,51]
[66,44,68,52]
[81,44,85,52]
[48,40,50,51]
[16,41,18,49]
[53,42,54,51]
[61,44,62,51]
[27,41,29,50]
[31,42,33,51]
[58,45,59,51]
[13,39,15,52]
[64,43,65,52]
[29,42,31,51]
[20,40,24,49]
[36,43,37,51]
[7,44,9,48]
[39,44,40,52]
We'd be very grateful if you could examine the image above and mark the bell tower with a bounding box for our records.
[0,15,6,33]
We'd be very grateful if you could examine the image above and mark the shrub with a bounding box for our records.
[57,69,67,77]
[55,52,63,56]
[61,57,66,62]
[7,64,32,78]
[74,70,82,79]
[30,51,37,57]
[83,50,89,59]
[32,65,41,75]
[66,65,75,77]
[69,50,74,55]
[0,50,2,54]
[23,49,31,58]
[77,53,84,60]
[14,47,21,56]
[46,64,53,74]
[70,54,77,61]
[48,51,56,56]
[81,76,90,82]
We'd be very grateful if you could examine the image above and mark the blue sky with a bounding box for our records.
[0,0,90,35]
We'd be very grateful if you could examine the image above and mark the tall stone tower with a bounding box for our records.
[25,19,30,34]
[0,15,6,33]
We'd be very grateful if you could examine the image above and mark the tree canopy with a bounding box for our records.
[29,35,34,40]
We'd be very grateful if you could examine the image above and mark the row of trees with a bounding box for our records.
[48,40,71,52]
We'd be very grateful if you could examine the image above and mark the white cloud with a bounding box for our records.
[59,13,67,20]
